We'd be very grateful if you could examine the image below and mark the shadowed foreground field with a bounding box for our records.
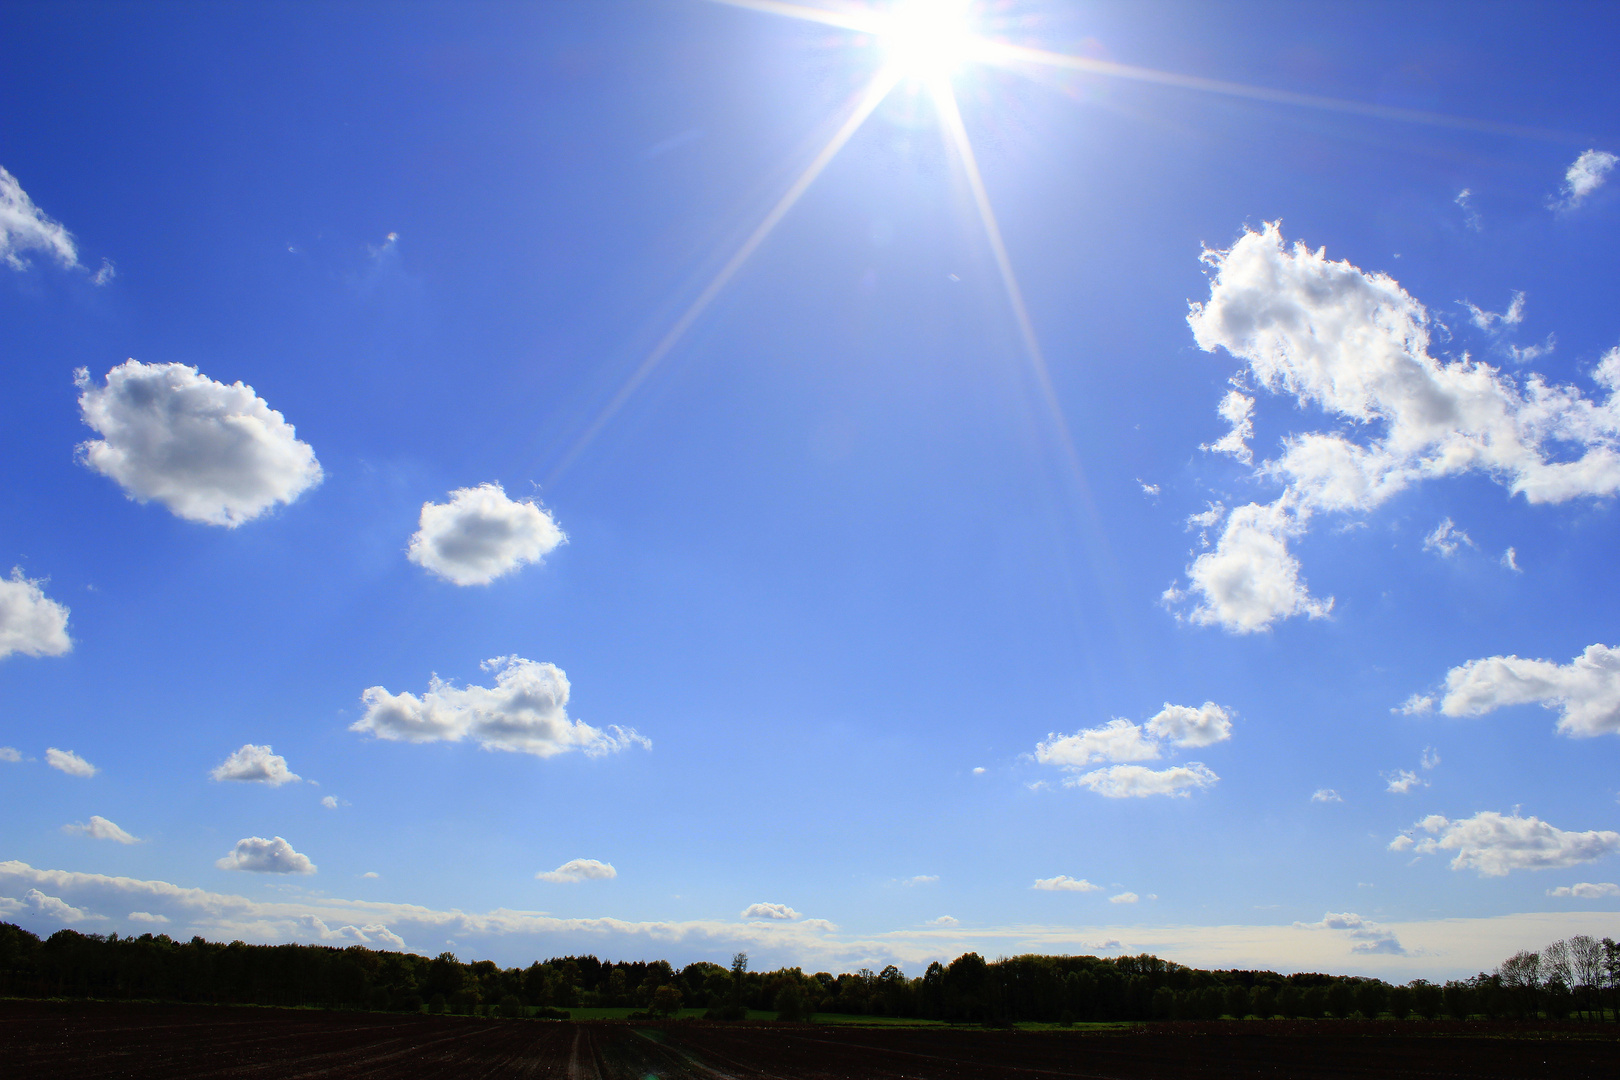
[5,1002,1619,1079]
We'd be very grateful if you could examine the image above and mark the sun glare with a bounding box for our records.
[882,0,975,80]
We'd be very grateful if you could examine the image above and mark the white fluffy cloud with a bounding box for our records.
[536,859,616,884]
[1033,875,1101,892]
[22,889,93,923]
[127,911,169,924]
[0,569,72,660]
[298,915,406,949]
[899,875,938,886]
[1312,788,1343,803]
[1547,882,1620,899]
[1109,892,1139,904]
[46,748,96,778]
[353,656,649,759]
[1202,390,1255,464]
[0,165,79,271]
[1172,224,1620,631]
[1392,810,1620,877]
[0,747,19,762]
[75,361,323,527]
[1038,703,1229,797]
[216,836,316,875]
[1463,291,1525,331]
[408,483,566,586]
[1069,763,1219,799]
[925,915,959,927]
[320,795,339,809]
[1556,149,1618,209]
[210,744,301,786]
[1433,643,1620,737]
[741,902,800,921]
[63,816,137,844]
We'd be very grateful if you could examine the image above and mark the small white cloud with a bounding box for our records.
[1462,291,1525,332]
[1306,911,1406,954]
[1201,389,1255,464]
[1384,769,1425,794]
[1166,499,1331,634]
[320,795,338,809]
[1311,788,1343,803]
[1144,701,1233,748]
[46,748,96,778]
[1033,875,1102,892]
[210,744,300,786]
[741,902,799,920]
[75,361,322,527]
[1423,518,1474,558]
[924,915,959,926]
[408,483,566,586]
[536,858,616,884]
[1138,479,1161,498]
[354,656,648,759]
[127,911,169,924]
[1455,188,1481,232]
[1070,763,1219,798]
[1555,149,1618,210]
[1396,693,1435,715]
[1501,547,1521,572]
[971,766,985,775]
[1421,746,1441,771]
[63,816,137,844]
[362,871,380,879]
[1505,335,1556,365]
[0,568,72,660]
[1392,810,1620,876]
[1036,718,1160,768]
[91,258,115,285]
[1546,882,1620,899]
[900,875,938,886]
[299,914,404,949]
[216,836,316,875]
[0,747,21,763]
[1109,892,1139,904]
[0,165,80,271]
[1437,643,1620,737]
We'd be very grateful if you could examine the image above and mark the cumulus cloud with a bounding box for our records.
[1555,149,1618,210]
[899,875,938,886]
[1546,882,1620,899]
[1385,769,1425,794]
[210,744,300,786]
[320,795,339,809]
[1144,702,1233,748]
[298,915,406,949]
[1033,876,1102,892]
[63,816,138,844]
[408,483,566,586]
[742,902,800,921]
[536,859,616,884]
[1036,718,1160,768]
[23,889,92,923]
[0,568,72,660]
[1397,693,1434,716]
[46,748,96,778]
[1422,518,1474,558]
[1172,224,1620,631]
[1109,892,1139,904]
[1421,746,1440,771]
[1303,911,1406,955]
[216,837,316,875]
[1138,480,1160,498]
[127,911,169,924]
[1311,788,1343,803]
[0,747,19,763]
[1392,810,1620,876]
[0,165,79,271]
[75,361,323,527]
[1434,643,1620,737]
[353,656,648,759]
[925,915,959,927]
[1069,763,1219,799]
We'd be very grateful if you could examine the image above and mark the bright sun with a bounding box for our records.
[882,0,975,80]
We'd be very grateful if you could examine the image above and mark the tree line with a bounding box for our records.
[2,922,1617,1023]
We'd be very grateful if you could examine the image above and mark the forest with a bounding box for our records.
[2,921,1617,1024]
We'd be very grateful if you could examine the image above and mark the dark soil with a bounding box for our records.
[4,1001,1616,1079]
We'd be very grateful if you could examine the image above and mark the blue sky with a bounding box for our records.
[3,0,1619,977]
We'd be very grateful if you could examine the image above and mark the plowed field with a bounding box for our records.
[3,1002,1616,1079]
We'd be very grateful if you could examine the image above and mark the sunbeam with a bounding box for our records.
[546,66,903,486]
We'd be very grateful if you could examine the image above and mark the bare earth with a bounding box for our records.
[4,1002,1617,1079]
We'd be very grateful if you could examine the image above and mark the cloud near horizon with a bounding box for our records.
[536,859,616,884]
[1033,875,1101,892]
[1389,810,1620,876]
[409,483,566,586]
[353,656,649,759]
[75,361,323,527]
[1169,223,1620,632]
[216,837,316,875]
